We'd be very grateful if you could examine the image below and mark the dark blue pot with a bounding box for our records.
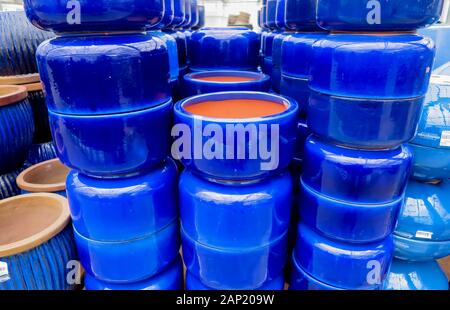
[67,159,178,242]
[317,0,444,31]
[85,257,183,290]
[300,180,403,243]
[24,0,164,33]
[183,71,270,97]
[179,170,292,248]
[186,272,285,290]
[189,27,260,71]
[0,11,53,76]
[303,136,412,204]
[181,228,288,290]
[262,5,269,29]
[26,142,57,166]
[183,29,192,65]
[0,168,23,200]
[285,0,319,31]
[28,90,51,144]
[262,57,273,77]
[263,31,278,58]
[49,99,172,178]
[310,34,435,99]
[308,92,424,149]
[182,0,191,28]
[293,118,309,160]
[37,33,171,115]
[294,223,394,289]
[174,92,298,180]
[0,86,35,175]
[267,0,277,29]
[384,259,449,290]
[171,0,186,28]
[149,31,180,83]
[189,0,199,29]
[272,33,290,92]
[409,144,450,182]
[280,75,310,114]
[149,0,174,30]
[166,30,188,68]
[75,221,180,283]
[394,179,450,261]
[275,0,287,29]
[194,5,205,30]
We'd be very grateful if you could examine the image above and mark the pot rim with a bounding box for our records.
[184,70,269,85]
[0,85,28,107]
[0,73,40,86]
[16,158,69,193]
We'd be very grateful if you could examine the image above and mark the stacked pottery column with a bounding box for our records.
[25,0,182,290]
[290,0,440,290]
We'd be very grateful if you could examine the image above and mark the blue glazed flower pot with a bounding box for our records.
[181,228,288,290]
[196,5,205,29]
[186,272,285,290]
[37,33,171,115]
[149,0,174,30]
[303,136,412,204]
[189,27,260,71]
[171,0,186,28]
[24,0,165,33]
[316,0,444,31]
[85,257,183,290]
[262,57,273,77]
[384,259,449,290]
[275,0,287,29]
[188,0,199,29]
[67,159,178,242]
[300,180,403,243]
[179,170,292,248]
[182,0,191,28]
[294,223,394,289]
[173,92,298,180]
[183,71,271,97]
[261,5,269,29]
[394,179,450,261]
[280,75,310,114]
[166,30,188,69]
[49,99,172,178]
[0,194,77,290]
[75,221,180,283]
[0,85,35,175]
[26,142,57,166]
[267,0,277,29]
[148,31,180,83]
[409,144,450,182]
[262,31,278,58]
[0,168,24,200]
[285,0,319,31]
[293,118,309,160]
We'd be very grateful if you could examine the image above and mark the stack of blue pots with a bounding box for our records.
[25,0,182,290]
[290,0,440,290]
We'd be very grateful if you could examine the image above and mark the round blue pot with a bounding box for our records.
[186,272,285,290]
[272,33,290,92]
[409,144,450,182]
[148,31,180,83]
[0,85,35,175]
[394,179,450,261]
[293,118,309,160]
[24,0,164,33]
[179,170,292,248]
[285,0,320,31]
[49,99,172,179]
[280,75,310,114]
[75,221,180,284]
[300,180,403,243]
[384,259,449,290]
[28,89,51,144]
[262,5,269,29]
[67,159,178,242]
[316,0,444,31]
[170,30,188,69]
[189,27,260,71]
[262,31,278,58]
[37,33,171,115]
[183,70,270,97]
[182,0,191,28]
[294,222,394,289]
[262,57,273,77]
[149,0,174,30]
[85,257,183,290]
[0,194,77,290]
[275,0,287,29]
[0,168,23,200]
[267,0,278,29]
[181,227,288,290]
[173,92,298,180]
[171,0,186,28]
[302,136,412,204]
[26,142,57,166]
[189,0,199,29]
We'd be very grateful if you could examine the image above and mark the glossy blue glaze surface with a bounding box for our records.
[409,144,450,182]
[419,26,450,70]
[308,92,424,149]
[0,168,23,200]
[181,228,288,290]
[75,222,180,283]
[85,257,183,290]
[179,170,292,248]
[149,31,180,82]
[284,0,318,31]
[166,30,188,68]
[261,5,268,29]
[293,119,309,160]
[317,0,444,31]
[394,234,450,262]
[310,34,435,99]
[384,259,449,290]
[150,0,174,30]
[275,0,286,29]
[24,0,164,33]
[0,226,77,290]
[174,92,298,180]
[49,99,172,178]
[303,136,412,204]
[267,0,277,29]
[28,90,51,144]
[183,71,270,97]
[181,0,191,28]
[271,33,289,92]
[37,34,171,115]
[262,57,273,77]
[262,31,278,58]
[300,180,403,243]
[280,75,310,114]
[171,0,186,28]
[189,27,260,71]
[26,142,57,166]
[186,272,285,290]
[189,0,198,29]
[294,223,394,289]
[195,5,205,29]
[67,159,178,241]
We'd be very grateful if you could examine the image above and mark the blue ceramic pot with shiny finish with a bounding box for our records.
[26,142,57,166]
[75,221,180,283]
[149,31,180,83]
[409,144,450,182]
[173,92,298,180]
[85,257,183,290]
[293,119,309,160]
[275,0,286,29]
[186,272,285,290]
[67,159,178,241]
[280,75,310,114]
[182,0,191,28]
[262,57,273,77]
[195,5,205,29]
[384,259,449,290]
[262,5,268,29]
[285,0,319,31]
[183,71,271,97]
[263,31,278,58]
[267,0,277,29]
[316,0,444,32]
[23,0,165,33]
[294,223,394,289]
[189,27,260,71]
[171,0,186,28]
[272,33,289,93]
[49,99,172,178]
[0,168,23,200]
[150,0,174,30]
[189,0,198,29]
[166,30,188,68]
[37,33,171,115]
[394,179,450,261]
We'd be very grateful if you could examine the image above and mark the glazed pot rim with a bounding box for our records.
[185,70,270,85]
[394,233,450,245]
[309,89,426,102]
[16,158,69,193]
[0,73,40,86]
[0,193,70,257]
[175,91,298,123]
[0,85,28,107]
[201,26,250,31]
